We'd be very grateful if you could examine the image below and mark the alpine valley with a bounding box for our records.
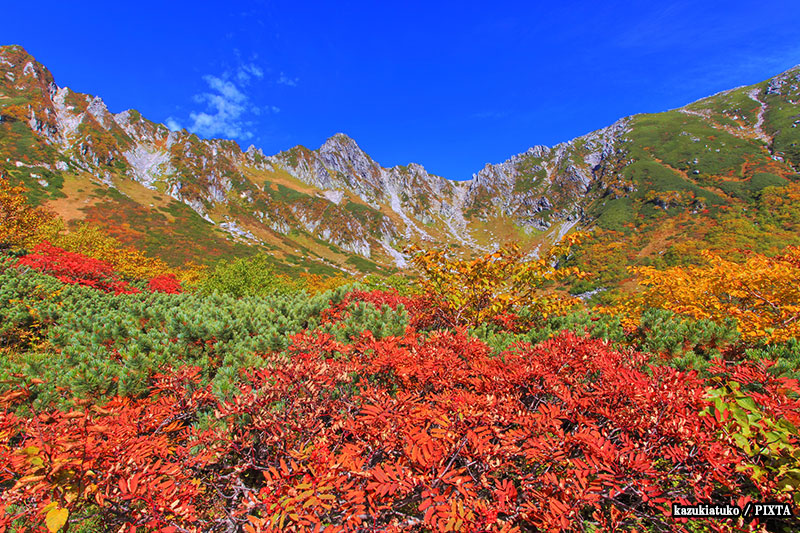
[2,44,799,291]
[4,40,800,532]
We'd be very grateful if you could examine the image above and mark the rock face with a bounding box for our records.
[464,118,631,230]
[1,44,799,272]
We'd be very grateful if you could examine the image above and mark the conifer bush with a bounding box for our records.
[1,235,800,530]
[0,262,362,407]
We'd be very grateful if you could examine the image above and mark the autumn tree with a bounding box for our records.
[0,177,56,250]
[408,233,587,328]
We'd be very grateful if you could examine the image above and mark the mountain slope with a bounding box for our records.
[1,44,799,285]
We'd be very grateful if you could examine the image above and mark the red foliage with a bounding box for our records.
[488,311,523,332]
[0,367,216,531]
[1,327,797,531]
[324,289,445,330]
[18,242,139,294]
[147,273,183,294]
[338,288,524,331]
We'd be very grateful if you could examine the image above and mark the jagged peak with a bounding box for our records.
[113,109,135,123]
[318,133,377,171]
[320,132,362,152]
[86,95,110,118]
[405,162,427,174]
[245,144,264,157]
[523,145,551,158]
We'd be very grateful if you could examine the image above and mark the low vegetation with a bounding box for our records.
[1,179,799,531]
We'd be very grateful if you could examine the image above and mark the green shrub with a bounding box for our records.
[199,253,294,297]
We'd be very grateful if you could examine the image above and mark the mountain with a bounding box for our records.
[2,44,799,286]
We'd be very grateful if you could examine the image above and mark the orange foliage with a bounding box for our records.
[298,272,350,295]
[0,176,56,249]
[1,330,797,531]
[613,247,800,343]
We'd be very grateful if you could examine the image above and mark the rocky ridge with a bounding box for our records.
[2,44,799,273]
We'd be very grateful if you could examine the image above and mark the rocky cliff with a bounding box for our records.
[2,44,798,275]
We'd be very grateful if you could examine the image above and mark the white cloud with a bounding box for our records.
[170,61,289,141]
[277,72,299,87]
[187,74,258,139]
[236,63,264,84]
[165,117,182,131]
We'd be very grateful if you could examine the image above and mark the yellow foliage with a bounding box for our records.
[0,177,57,249]
[174,261,207,287]
[409,233,588,327]
[760,182,800,227]
[44,506,69,533]
[51,224,173,280]
[46,224,205,284]
[297,273,350,295]
[610,247,800,343]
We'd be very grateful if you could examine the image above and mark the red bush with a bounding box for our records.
[2,329,797,531]
[18,242,139,294]
[147,273,183,294]
[325,289,445,330]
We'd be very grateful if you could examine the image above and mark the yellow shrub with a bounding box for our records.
[409,233,588,327]
[610,247,800,343]
[0,178,56,249]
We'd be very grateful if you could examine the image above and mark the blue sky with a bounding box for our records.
[5,1,800,179]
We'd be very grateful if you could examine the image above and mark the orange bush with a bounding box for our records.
[615,247,800,343]
[409,234,587,328]
[298,272,350,295]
